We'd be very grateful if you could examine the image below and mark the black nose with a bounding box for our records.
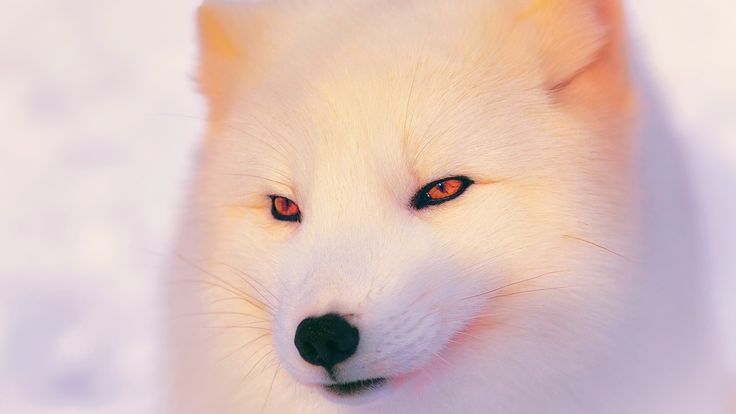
[294,313,360,369]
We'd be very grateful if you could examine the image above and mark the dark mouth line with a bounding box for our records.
[323,377,387,396]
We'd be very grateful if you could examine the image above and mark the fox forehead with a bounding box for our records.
[214,44,559,193]
[200,0,629,212]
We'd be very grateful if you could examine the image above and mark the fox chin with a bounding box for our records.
[167,1,721,413]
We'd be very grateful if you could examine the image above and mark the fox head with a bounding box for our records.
[172,0,637,411]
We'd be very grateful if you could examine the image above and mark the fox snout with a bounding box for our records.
[294,313,360,372]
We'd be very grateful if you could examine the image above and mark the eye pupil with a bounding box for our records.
[412,176,473,210]
[271,196,301,222]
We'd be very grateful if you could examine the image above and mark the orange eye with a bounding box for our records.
[270,195,301,222]
[427,178,464,200]
[411,176,473,210]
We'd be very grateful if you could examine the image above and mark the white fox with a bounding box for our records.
[168,0,725,412]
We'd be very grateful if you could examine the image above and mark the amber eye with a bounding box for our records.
[411,176,474,210]
[270,195,301,222]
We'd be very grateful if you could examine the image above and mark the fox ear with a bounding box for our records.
[197,1,282,120]
[518,0,633,110]
[197,1,329,121]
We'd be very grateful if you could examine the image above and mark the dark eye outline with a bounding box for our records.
[410,176,474,210]
[269,195,301,222]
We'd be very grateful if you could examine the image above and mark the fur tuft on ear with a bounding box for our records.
[197,1,270,121]
[517,0,634,112]
[196,1,338,122]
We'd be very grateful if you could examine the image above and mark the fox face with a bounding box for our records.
[171,0,637,412]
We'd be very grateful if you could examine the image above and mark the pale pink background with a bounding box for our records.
[0,0,733,412]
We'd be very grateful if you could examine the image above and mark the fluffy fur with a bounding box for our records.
[167,1,722,412]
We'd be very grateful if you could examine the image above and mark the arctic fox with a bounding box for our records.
[168,0,724,412]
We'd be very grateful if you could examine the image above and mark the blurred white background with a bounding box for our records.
[0,0,733,412]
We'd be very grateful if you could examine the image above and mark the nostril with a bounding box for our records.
[334,340,350,352]
[294,313,360,369]
[301,343,317,359]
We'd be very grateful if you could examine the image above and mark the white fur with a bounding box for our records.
[168,1,725,412]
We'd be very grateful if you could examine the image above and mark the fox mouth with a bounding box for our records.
[323,377,387,397]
